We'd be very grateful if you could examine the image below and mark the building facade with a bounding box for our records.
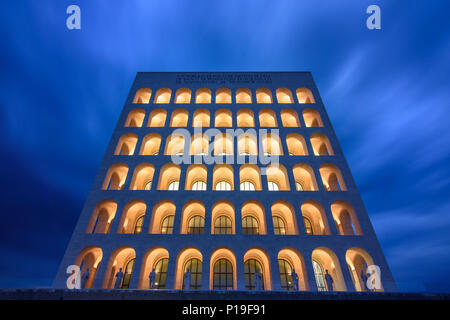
[53,72,397,292]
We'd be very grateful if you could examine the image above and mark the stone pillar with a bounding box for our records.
[235,249,246,291]
[92,246,114,289]
[269,253,282,291]
[129,248,146,289]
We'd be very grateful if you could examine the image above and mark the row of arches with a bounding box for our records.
[87,199,362,236]
[125,108,323,128]
[133,87,316,105]
[115,132,333,157]
[102,163,347,192]
[76,246,379,292]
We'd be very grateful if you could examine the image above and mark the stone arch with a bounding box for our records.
[102,163,128,190]
[174,88,191,104]
[296,88,315,104]
[292,163,318,191]
[138,247,170,289]
[346,247,382,292]
[211,200,235,235]
[266,164,290,191]
[303,108,323,127]
[117,200,146,234]
[311,133,334,156]
[149,200,176,234]
[301,201,331,235]
[190,133,209,155]
[170,108,189,127]
[281,108,300,127]
[286,133,308,156]
[237,132,258,155]
[239,164,262,190]
[209,247,237,290]
[157,163,181,190]
[147,108,167,127]
[278,247,309,291]
[241,200,266,235]
[213,133,233,155]
[319,164,347,191]
[276,88,294,104]
[180,200,205,234]
[311,247,347,291]
[86,200,117,234]
[153,88,172,104]
[237,109,255,127]
[215,88,231,104]
[73,246,103,288]
[215,108,232,127]
[259,109,277,127]
[133,88,152,104]
[164,133,185,155]
[256,88,273,103]
[174,247,203,289]
[129,163,155,190]
[244,247,272,290]
[331,201,362,235]
[185,164,208,190]
[193,108,210,127]
[262,133,283,155]
[271,201,299,235]
[236,88,252,104]
[213,164,234,191]
[195,88,211,104]
[103,246,136,288]
[114,133,138,155]
[139,133,161,155]
[125,108,145,127]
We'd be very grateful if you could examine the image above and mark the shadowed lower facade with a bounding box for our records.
[53,72,397,293]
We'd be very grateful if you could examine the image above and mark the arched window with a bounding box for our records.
[242,216,259,235]
[134,216,144,234]
[121,258,135,289]
[188,216,205,234]
[244,259,264,290]
[168,181,180,191]
[144,181,152,190]
[272,216,286,235]
[213,259,233,290]
[276,88,294,104]
[125,109,145,127]
[278,259,293,291]
[214,216,232,235]
[133,88,151,104]
[312,260,327,291]
[303,217,313,235]
[195,88,211,104]
[303,109,323,127]
[236,88,252,104]
[240,181,256,191]
[296,88,315,104]
[154,258,169,289]
[183,258,202,290]
[175,88,191,104]
[215,88,231,104]
[154,88,172,104]
[267,181,279,191]
[215,181,231,191]
[192,181,207,191]
[256,88,273,104]
[161,215,174,234]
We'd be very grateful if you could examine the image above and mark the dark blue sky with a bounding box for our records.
[1,1,449,291]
